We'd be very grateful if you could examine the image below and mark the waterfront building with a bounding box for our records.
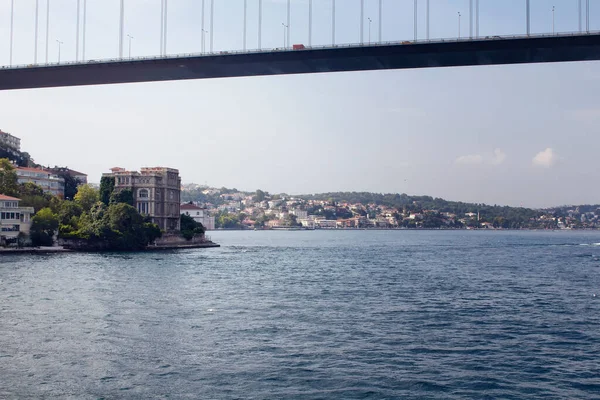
[103,167,181,231]
[0,130,21,151]
[180,203,215,230]
[15,167,65,198]
[0,194,34,242]
[46,167,88,184]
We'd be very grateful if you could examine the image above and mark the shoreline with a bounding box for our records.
[0,242,220,255]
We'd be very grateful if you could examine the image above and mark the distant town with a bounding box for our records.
[180,184,600,231]
[1,128,599,250]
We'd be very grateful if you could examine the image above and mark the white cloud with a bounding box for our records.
[455,154,484,165]
[455,148,506,166]
[491,148,507,165]
[532,148,558,168]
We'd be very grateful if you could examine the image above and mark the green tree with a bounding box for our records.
[180,213,206,240]
[99,176,115,205]
[110,189,134,206]
[0,158,19,196]
[30,208,59,246]
[254,189,266,202]
[16,182,53,212]
[74,184,100,212]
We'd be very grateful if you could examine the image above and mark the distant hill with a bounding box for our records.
[296,192,542,225]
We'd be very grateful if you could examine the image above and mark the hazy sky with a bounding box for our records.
[0,0,599,208]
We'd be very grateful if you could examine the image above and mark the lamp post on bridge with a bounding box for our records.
[368,17,372,44]
[127,34,134,58]
[552,6,555,35]
[56,39,63,63]
[202,29,208,54]
[458,12,462,39]
[282,23,288,48]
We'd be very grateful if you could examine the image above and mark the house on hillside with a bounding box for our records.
[0,194,34,244]
[180,203,215,230]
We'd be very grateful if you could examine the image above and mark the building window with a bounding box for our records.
[139,189,149,198]
[138,202,149,215]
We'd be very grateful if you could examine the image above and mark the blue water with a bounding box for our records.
[1,230,600,399]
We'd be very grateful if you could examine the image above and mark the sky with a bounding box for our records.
[0,0,599,208]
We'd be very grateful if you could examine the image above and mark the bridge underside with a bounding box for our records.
[1,34,600,90]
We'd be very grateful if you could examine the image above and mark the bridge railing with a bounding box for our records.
[1,29,598,71]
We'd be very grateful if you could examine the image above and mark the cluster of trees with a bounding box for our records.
[58,179,162,250]
[0,160,162,249]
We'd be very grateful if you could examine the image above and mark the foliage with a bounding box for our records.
[215,211,243,229]
[180,213,206,240]
[16,182,54,212]
[99,176,115,205]
[58,201,162,250]
[110,189,134,206]
[74,184,100,212]
[60,173,81,200]
[0,158,19,196]
[254,189,267,202]
[30,207,59,246]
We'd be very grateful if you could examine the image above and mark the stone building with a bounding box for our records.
[0,194,34,242]
[103,167,181,231]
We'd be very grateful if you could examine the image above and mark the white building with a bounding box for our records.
[181,203,215,230]
[291,209,308,219]
[15,167,65,198]
[0,130,20,151]
[0,194,34,241]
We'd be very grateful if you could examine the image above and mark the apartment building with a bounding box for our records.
[0,130,20,151]
[180,203,215,230]
[15,167,65,198]
[0,194,34,241]
[103,167,181,231]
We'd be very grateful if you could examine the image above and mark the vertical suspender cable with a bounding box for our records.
[243,0,247,50]
[258,0,262,49]
[476,0,479,37]
[378,0,382,42]
[119,0,124,58]
[164,0,168,55]
[210,0,214,52]
[160,0,164,55]
[526,0,530,36]
[201,0,205,53]
[10,0,14,66]
[469,0,473,38]
[287,0,290,48]
[414,0,417,41]
[332,0,335,45]
[45,0,50,63]
[426,0,430,40]
[360,0,364,44]
[308,0,312,46]
[35,0,39,63]
[82,0,86,60]
[75,0,80,61]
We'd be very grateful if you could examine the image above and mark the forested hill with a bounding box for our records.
[296,192,542,221]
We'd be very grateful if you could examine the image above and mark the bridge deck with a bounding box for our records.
[1,34,600,90]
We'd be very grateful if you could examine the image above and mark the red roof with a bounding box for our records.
[16,166,47,173]
[0,194,20,201]
[180,203,203,210]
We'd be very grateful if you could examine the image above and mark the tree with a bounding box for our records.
[180,213,206,240]
[106,203,161,249]
[74,184,100,212]
[254,189,266,202]
[16,182,53,212]
[30,208,59,246]
[99,176,115,205]
[62,173,81,200]
[0,158,19,196]
[110,189,134,206]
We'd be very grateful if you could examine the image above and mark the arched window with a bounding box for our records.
[139,189,149,198]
